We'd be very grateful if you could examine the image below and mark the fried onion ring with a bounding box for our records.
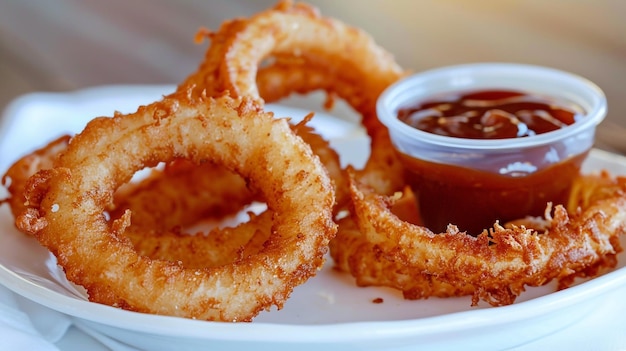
[18,93,336,321]
[116,115,341,269]
[86,0,403,265]
[1,109,340,271]
[348,171,626,305]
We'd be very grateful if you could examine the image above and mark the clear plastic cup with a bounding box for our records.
[377,63,607,234]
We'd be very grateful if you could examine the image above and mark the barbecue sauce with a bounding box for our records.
[398,90,581,139]
[396,89,586,234]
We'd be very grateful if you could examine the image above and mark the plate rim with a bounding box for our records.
[2,258,625,342]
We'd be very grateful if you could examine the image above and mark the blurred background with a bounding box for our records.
[0,0,625,152]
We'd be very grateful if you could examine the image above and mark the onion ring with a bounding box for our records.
[117,116,341,269]
[18,93,336,321]
[1,110,340,271]
[348,171,626,305]
[109,158,256,231]
[185,0,407,204]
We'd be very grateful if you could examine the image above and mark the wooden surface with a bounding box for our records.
[0,0,625,152]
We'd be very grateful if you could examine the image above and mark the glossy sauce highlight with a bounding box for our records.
[398,90,583,139]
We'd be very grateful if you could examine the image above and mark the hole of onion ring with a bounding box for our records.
[105,161,267,237]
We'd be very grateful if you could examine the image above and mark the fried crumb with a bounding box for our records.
[317,291,335,304]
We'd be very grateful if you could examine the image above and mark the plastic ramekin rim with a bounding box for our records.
[377,62,607,151]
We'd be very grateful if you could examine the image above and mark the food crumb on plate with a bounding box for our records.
[317,291,335,304]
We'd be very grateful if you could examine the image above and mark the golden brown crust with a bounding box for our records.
[1,136,70,221]
[18,93,336,321]
[110,159,257,231]
[348,171,626,306]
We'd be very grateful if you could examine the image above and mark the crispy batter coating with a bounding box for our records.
[0,107,341,272]
[348,172,626,305]
[118,117,342,268]
[1,136,70,219]
[17,94,336,321]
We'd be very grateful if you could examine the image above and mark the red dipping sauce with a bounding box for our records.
[396,89,586,234]
[398,89,581,140]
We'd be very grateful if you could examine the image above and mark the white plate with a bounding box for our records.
[1,85,626,351]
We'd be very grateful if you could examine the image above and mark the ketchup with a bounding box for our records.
[396,89,586,235]
[398,90,582,139]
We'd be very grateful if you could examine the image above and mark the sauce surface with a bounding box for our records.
[397,89,583,139]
